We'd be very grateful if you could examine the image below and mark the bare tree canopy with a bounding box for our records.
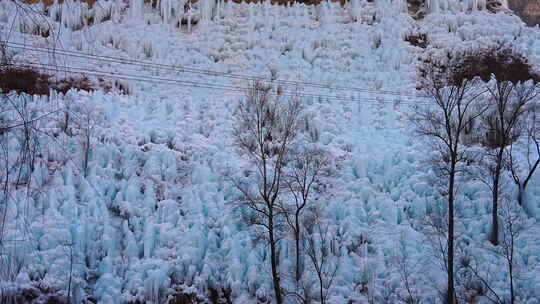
[231,81,303,304]
[413,48,488,304]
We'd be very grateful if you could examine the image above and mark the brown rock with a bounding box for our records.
[508,0,540,25]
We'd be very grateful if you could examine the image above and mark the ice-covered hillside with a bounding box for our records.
[1,0,540,303]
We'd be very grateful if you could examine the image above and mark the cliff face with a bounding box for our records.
[508,0,540,25]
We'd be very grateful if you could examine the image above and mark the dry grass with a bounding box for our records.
[0,66,51,95]
[0,66,133,95]
[54,75,95,94]
[454,46,540,84]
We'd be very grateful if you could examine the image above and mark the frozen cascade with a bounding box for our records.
[426,0,491,13]
[200,0,214,25]
[1,0,540,302]
[160,0,173,24]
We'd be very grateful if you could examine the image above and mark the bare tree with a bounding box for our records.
[458,46,540,245]
[0,93,44,304]
[304,218,341,304]
[71,102,103,178]
[61,239,76,304]
[495,198,529,304]
[392,232,420,304]
[0,93,42,246]
[462,255,504,304]
[0,248,26,304]
[481,77,540,245]
[463,199,530,304]
[411,52,486,304]
[507,102,540,209]
[0,2,58,249]
[282,148,332,286]
[420,212,454,302]
[231,81,302,304]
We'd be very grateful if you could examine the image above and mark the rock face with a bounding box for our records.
[508,0,540,25]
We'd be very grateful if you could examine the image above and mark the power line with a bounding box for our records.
[6,42,429,100]
[10,61,429,105]
[1,108,65,132]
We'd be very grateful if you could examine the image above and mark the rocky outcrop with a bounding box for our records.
[508,0,540,25]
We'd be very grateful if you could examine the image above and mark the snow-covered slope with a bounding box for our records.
[1,0,540,303]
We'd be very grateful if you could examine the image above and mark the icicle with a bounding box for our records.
[315,3,322,23]
[327,1,334,24]
[187,4,192,32]
[465,0,471,11]
[246,3,252,25]
[61,0,69,28]
[350,0,360,22]
[94,1,112,23]
[263,1,269,25]
[427,0,440,14]
[200,0,212,26]
[226,0,232,20]
[398,0,409,13]
[123,221,139,260]
[198,0,207,25]
[160,0,172,24]
[478,0,486,10]
[216,0,222,20]
[130,0,144,23]
[143,218,155,258]
[442,0,449,11]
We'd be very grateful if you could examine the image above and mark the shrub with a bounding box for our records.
[405,33,427,49]
[53,75,95,94]
[407,0,426,19]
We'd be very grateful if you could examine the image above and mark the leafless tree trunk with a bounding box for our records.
[392,232,420,304]
[481,79,538,245]
[0,94,41,245]
[464,199,529,304]
[507,96,540,209]
[72,103,101,178]
[463,256,504,304]
[412,60,486,304]
[231,81,302,304]
[283,148,331,285]
[63,240,75,304]
[304,218,341,304]
[497,199,528,304]
[458,46,540,246]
